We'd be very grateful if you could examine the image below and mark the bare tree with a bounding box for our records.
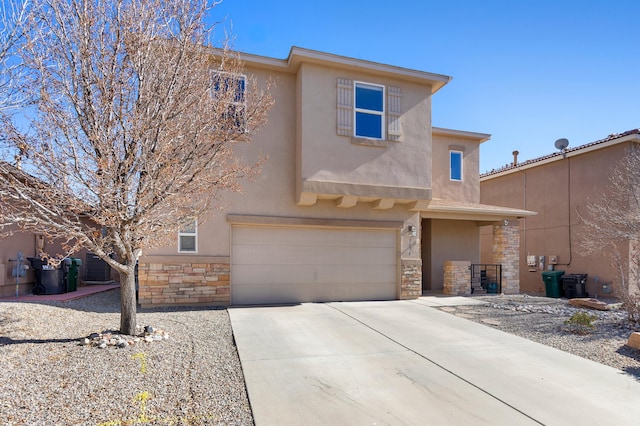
[0,0,272,334]
[0,0,30,112]
[581,144,640,322]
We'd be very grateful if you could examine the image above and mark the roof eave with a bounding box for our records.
[481,131,640,181]
[433,127,492,143]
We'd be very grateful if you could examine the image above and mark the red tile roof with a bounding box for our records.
[481,129,640,178]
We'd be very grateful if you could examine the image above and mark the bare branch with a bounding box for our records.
[0,0,31,112]
[0,0,273,334]
[580,144,640,321]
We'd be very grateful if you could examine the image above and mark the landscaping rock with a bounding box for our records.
[627,332,640,350]
[80,325,169,349]
[568,298,609,311]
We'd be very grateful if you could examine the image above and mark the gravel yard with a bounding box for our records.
[436,294,640,379]
[3,291,640,425]
[0,289,252,425]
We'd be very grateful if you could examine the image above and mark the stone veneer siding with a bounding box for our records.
[401,259,422,299]
[493,222,520,294]
[137,257,230,307]
[443,260,471,295]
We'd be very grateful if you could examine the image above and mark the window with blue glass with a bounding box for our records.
[213,73,246,132]
[450,151,463,181]
[213,73,245,102]
[354,82,384,139]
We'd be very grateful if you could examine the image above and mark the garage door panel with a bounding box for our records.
[232,282,395,304]
[231,225,398,305]
[232,226,396,248]
[233,264,396,286]
[232,245,396,266]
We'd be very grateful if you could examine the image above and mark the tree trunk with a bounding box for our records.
[119,265,137,335]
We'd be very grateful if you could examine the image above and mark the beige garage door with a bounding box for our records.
[231,225,398,305]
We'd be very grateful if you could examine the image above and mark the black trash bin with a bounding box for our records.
[27,257,66,295]
[563,274,588,299]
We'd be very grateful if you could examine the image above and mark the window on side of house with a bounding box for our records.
[450,150,463,181]
[212,73,246,132]
[354,82,385,139]
[178,219,197,253]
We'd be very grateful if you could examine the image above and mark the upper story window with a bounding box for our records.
[450,150,463,181]
[354,82,385,139]
[337,78,401,143]
[213,73,246,132]
[178,219,197,253]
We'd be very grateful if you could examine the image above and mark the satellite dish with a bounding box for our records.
[554,138,569,151]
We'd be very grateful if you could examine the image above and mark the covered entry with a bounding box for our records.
[231,224,398,305]
[417,199,536,295]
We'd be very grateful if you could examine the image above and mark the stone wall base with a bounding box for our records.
[137,260,230,307]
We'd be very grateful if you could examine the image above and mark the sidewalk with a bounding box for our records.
[0,283,120,303]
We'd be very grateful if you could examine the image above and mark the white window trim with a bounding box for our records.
[450,150,463,181]
[211,72,248,132]
[354,81,385,140]
[211,71,247,100]
[178,219,198,253]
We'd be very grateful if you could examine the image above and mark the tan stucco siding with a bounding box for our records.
[480,143,631,295]
[432,134,481,203]
[152,63,423,260]
[297,63,432,196]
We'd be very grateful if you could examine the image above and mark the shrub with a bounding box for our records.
[564,311,597,334]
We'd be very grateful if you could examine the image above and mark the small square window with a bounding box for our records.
[178,219,197,253]
[354,82,384,139]
[450,151,463,181]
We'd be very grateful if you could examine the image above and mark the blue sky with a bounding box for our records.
[213,0,640,173]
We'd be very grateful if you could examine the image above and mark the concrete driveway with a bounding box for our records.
[229,298,640,425]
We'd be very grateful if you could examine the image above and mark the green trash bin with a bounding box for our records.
[541,270,565,298]
[64,258,82,292]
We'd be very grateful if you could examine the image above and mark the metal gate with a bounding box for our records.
[470,264,502,294]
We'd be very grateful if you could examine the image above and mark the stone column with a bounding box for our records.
[443,261,471,295]
[493,221,520,294]
[400,214,422,299]
[401,259,422,299]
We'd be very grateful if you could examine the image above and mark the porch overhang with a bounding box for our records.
[411,199,537,221]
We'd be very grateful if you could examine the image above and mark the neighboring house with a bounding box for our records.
[0,163,94,297]
[0,228,40,297]
[137,47,534,307]
[480,129,640,296]
[0,226,93,297]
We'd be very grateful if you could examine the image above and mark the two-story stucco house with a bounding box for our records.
[480,129,640,297]
[137,47,535,307]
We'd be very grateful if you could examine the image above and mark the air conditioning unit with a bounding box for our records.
[85,253,111,282]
